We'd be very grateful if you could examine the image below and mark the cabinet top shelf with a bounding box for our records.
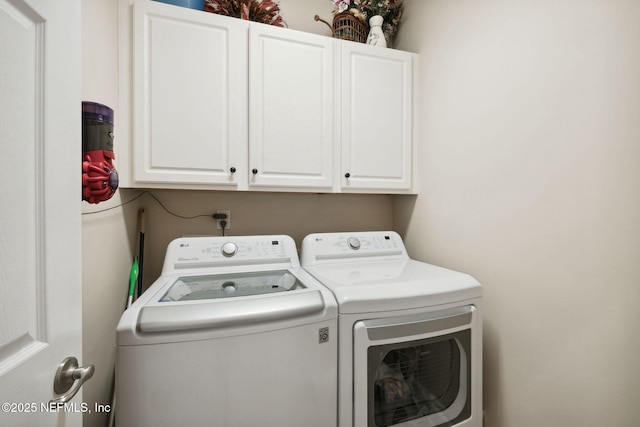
[142,0,418,54]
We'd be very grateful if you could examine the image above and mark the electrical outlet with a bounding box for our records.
[216,210,231,230]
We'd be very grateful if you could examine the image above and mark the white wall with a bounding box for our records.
[394,1,640,426]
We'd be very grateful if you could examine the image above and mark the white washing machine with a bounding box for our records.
[301,231,482,427]
[116,235,338,427]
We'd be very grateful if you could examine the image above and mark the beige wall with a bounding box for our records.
[81,1,390,426]
[81,2,139,426]
[279,0,333,36]
[394,0,640,426]
[138,190,393,289]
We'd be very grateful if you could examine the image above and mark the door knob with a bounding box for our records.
[49,357,95,404]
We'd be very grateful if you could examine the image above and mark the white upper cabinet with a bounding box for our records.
[118,0,416,193]
[249,25,335,190]
[340,43,415,192]
[129,1,248,188]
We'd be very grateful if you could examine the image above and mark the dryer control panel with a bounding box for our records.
[161,235,297,273]
[300,231,408,265]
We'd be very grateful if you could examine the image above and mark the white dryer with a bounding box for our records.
[301,231,482,427]
[116,235,338,427]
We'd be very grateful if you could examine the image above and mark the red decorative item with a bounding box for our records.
[82,102,118,204]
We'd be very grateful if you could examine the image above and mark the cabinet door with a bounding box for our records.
[249,25,335,190]
[132,2,248,187]
[341,44,414,192]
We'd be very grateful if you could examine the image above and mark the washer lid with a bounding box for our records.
[304,259,481,314]
[161,270,304,301]
[136,269,326,333]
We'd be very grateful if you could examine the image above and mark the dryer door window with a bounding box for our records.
[368,331,471,427]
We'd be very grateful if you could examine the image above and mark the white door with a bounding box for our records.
[0,0,85,425]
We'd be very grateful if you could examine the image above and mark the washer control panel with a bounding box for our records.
[164,235,296,271]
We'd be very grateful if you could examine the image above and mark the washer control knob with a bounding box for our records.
[221,242,238,257]
[347,237,361,250]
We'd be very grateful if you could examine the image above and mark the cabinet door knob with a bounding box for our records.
[230,167,236,173]
[252,168,258,175]
[344,172,351,178]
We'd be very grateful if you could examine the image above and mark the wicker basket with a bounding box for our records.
[315,12,369,43]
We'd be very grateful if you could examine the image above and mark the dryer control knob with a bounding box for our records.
[347,237,361,250]
[221,242,238,257]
